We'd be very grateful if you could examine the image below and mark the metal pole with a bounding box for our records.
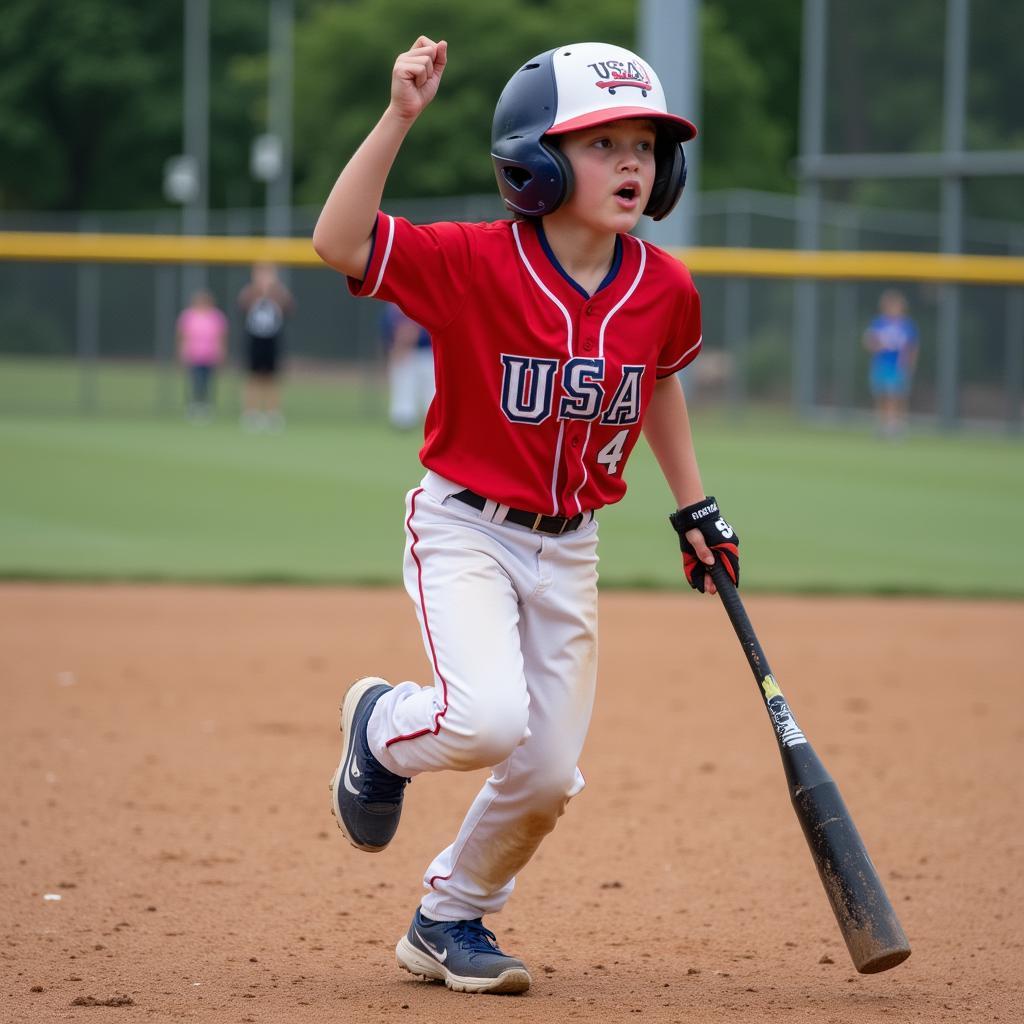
[1007,231,1024,433]
[183,0,210,297]
[723,193,751,411]
[227,206,254,420]
[638,0,701,249]
[833,209,858,417]
[155,214,179,416]
[937,0,969,430]
[76,216,101,416]
[266,0,294,239]
[794,0,828,417]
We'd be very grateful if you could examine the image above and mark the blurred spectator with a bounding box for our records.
[176,289,228,420]
[381,302,434,430]
[238,263,294,431]
[863,289,919,437]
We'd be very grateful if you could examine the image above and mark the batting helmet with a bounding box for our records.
[491,42,697,221]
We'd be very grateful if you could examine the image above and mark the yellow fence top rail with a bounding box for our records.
[2,231,1024,285]
[0,232,323,267]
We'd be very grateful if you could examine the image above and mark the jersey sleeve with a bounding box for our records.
[347,211,474,333]
[655,265,703,379]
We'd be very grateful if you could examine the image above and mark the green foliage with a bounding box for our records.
[293,0,801,202]
[0,0,271,211]
[1,0,1017,222]
[699,3,793,193]
[0,0,805,212]
[0,1,169,209]
[293,0,634,204]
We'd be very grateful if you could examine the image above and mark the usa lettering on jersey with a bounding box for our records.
[348,212,702,514]
[500,356,644,426]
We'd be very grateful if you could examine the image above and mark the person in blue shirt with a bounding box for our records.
[863,289,919,436]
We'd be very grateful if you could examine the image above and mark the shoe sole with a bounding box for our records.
[328,676,391,853]
[395,936,531,994]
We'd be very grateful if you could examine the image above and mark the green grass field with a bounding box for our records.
[1,360,1022,595]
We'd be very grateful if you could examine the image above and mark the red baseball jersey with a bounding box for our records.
[349,211,702,515]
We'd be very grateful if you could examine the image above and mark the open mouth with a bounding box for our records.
[614,181,641,204]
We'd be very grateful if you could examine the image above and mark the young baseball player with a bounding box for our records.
[314,37,741,995]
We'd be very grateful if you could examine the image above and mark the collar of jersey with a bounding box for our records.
[534,222,623,300]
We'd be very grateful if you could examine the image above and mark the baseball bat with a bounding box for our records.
[709,561,911,974]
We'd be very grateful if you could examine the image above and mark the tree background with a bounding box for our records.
[0,0,801,211]
[0,0,1019,221]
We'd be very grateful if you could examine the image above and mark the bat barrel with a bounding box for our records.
[710,562,911,973]
[792,777,911,973]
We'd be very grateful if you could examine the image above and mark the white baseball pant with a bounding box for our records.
[367,471,599,921]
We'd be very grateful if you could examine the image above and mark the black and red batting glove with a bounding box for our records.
[669,496,740,593]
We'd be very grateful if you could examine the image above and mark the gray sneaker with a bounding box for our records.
[395,909,531,994]
[329,678,409,852]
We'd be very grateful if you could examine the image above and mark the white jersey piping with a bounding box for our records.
[367,214,396,298]
[657,334,703,373]
[570,421,594,515]
[549,422,566,516]
[513,221,575,516]
[598,236,647,358]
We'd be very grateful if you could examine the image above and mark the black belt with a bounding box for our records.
[452,489,588,536]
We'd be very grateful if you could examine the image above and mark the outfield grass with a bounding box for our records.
[2,379,1021,594]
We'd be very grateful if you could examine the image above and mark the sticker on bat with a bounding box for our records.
[767,695,807,748]
[760,674,782,700]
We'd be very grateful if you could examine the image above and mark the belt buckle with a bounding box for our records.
[531,512,571,535]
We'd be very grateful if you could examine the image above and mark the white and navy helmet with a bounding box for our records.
[491,42,697,221]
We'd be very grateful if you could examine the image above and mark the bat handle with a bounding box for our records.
[709,560,773,683]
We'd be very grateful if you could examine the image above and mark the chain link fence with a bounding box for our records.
[1,189,1021,430]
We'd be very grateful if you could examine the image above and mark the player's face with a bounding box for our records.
[555,120,658,234]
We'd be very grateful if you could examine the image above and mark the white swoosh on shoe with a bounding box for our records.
[415,929,448,963]
[342,747,361,796]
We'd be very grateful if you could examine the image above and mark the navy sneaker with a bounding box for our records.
[396,909,531,994]
[329,678,409,852]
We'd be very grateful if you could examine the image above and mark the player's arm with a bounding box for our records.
[642,374,719,588]
[312,37,448,279]
[643,374,705,509]
[644,374,741,596]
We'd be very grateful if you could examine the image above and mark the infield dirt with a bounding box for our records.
[2,585,1022,1023]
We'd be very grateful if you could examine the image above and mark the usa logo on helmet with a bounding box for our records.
[587,60,653,97]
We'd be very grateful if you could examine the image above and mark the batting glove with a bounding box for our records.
[669,496,740,593]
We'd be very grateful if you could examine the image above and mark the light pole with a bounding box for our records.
[181,0,210,296]
[252,0,294,239]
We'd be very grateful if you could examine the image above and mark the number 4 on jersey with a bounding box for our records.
[596,429,629,475]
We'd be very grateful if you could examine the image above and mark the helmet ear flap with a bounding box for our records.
[539,136,574,211]
[492,47,573,217]
[492,140,572,217]
[644,135,687,222]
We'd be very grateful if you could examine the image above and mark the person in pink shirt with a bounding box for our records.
[176,289,229,419]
